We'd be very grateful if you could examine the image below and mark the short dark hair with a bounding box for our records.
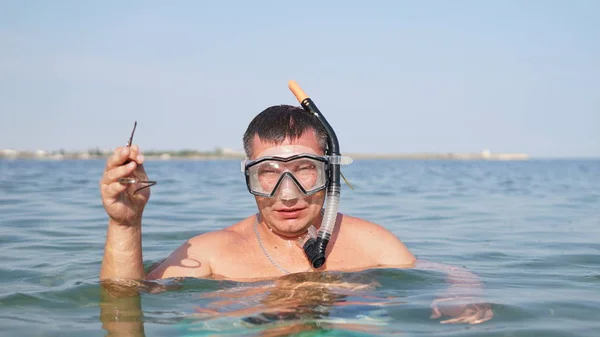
[243,105,328,158]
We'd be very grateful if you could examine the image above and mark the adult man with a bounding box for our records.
[99,82,492,324]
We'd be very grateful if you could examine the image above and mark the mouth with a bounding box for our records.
[277,206,306,212]
[275,207,306,218]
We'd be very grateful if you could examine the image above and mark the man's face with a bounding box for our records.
[249,130,326,238]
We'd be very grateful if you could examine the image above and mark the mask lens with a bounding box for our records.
[288,158,322,191]
[255,161,283,194]
[246,156,327,197]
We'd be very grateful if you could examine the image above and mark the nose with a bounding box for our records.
[277,175,302,201]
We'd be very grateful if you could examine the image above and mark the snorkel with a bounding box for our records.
[288,80,342,269]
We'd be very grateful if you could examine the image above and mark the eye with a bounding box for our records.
[298,164,315,171]
[294,160,316,170]
[257,162,281,176]
[259,168,278,175]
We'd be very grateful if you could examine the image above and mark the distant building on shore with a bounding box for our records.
[1,149,19,159]
[345,149,530,160]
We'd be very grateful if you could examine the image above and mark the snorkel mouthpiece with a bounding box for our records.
[302,237,328,268]
[289,80,342,269]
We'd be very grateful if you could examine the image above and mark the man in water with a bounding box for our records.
[99,103,492,324]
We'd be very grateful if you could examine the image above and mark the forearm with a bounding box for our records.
[100,219,146,280]
[99,285,145,336]
[418,259,494,324]
[415,260,485,295]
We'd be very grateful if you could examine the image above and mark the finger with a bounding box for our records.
[106,147,131,170]
[462,305,492,325]
[430,306,442,319]
[470,309,494,325]
[440,316,465,324]
[102,181,130,200]
[440,308,476,324]
[102,161,137,185]
[128,145,145,165]
[462,311,484,325]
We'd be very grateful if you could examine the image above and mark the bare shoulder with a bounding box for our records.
[184,216,255,261]
[340,214,400,239]
[146,216,254,280]
[340,213,417,266]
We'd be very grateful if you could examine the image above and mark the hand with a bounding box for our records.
[430,295,493,324]
[100,145,151,226]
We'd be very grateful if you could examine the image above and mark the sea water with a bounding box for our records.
[1,158,599,336]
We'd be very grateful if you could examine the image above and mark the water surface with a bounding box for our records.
[1,158,599,336]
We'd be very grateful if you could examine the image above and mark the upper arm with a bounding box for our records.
[146,236,213,280]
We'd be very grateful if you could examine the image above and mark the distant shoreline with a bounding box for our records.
[0,151,531,161]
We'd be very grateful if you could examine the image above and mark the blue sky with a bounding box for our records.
[1,1,598,158]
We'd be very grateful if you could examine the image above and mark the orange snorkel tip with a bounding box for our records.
[288,80,309,103]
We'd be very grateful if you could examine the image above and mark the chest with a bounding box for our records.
[210,236,378,280]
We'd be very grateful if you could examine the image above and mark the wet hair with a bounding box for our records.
[243,105,328,158]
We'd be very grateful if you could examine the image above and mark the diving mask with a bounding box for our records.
[242,153,352,198]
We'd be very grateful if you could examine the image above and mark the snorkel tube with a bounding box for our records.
[288,80,341,269]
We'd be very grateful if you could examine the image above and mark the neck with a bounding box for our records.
[253,214,318,275]
[256,213,322,247]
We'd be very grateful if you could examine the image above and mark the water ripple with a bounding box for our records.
[1,159,600,336]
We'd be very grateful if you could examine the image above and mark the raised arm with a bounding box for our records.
[99,145,151,281]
